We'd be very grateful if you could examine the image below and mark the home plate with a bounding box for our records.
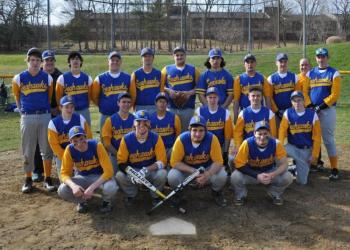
[149,217,196,235]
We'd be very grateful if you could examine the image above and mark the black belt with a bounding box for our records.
[292,144,311,149]
[22,110,49,115]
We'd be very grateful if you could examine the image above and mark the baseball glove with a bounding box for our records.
[172,91,188,108]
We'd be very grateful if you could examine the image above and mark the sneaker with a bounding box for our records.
[170,194,183,208]
[309,164,318,173]
[212,190,227,207]
[32,173,44,182]
[76,202,88,213]
[22,177,33,193]
[100,201,112,213]
[268,193,284,206]
[152,197,162,207]
[288,165,297,176]
[234,196,245,206]
[123,196,135,206]
[43,177,56,192]
[329,168,339,181]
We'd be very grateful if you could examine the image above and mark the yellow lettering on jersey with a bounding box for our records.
[58,134,69,145]
[206,120,224,131]
[20,82,48,96]
[129,149,155,163]
[152,125,174,137]
[310,78,332,88]
[248,155,274,167]
[74,156,100,171]
[184,152,210,165]
[244,121,255,134]
[289,122,312,134]
[102,83,128,97]
[273,81,295,94]
[65,84,89,96]
[112,127,134,140]
[168,74,194,87]
[207,77,226,87]
[136,78,160,91]
[241,83,262,95]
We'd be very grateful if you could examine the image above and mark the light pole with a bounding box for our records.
[47,0,51,50]
[303,0,306,57]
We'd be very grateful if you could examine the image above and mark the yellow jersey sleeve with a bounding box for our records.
[161,67,167,87]
[302,77,312,107]
[129,72,137,108]
[269,115,277,138]
[275,140,287,160]
[324,76,341,106]
[91,78,100,106]
[55,84,64,107]
[96,142,114,180]
[224,114,233,140]
[155,136,167,166]
[12,80,20,103]
[234,140,250,168]
[61,147,74,183]
[233,75,241,102]
[170,137,185,167]
[117,137,129,164]
[101,117,112,148]
[278,115,289,144]
[210,135,224,164]
[84,122,93,139]
[48,129,65,160]
[174,114,182,137]
[233,114,245,148]
[195,68,201,84]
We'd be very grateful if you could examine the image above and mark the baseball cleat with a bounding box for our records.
[212,190,227,207]
[100,201,113,213]
[234,196,245,206]
[32,173,44,182]
[329,168,339,181]
[76,202,88,213]
[22,177,33,193]
[268,193,284,206]
[43,177,56,192]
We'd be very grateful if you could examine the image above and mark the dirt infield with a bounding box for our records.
[0,149,349,249]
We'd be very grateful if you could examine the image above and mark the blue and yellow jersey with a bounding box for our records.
[170,131,223,169]
[234,106,276,148]
[150,111,181,149]
[196,69,233,105]
[129,67,164,106]
[12,70,53,113]
[267,72,299,112]
[101,112,135,151]
[117,131,167,169]
[304,67,341,107]
[195,106,233,146]
[61,140,114,182]
[233,72,270,109]
[48,113,92,160]
[235,137,286,172]
[56,71,93,111]
[279,108,321,159]
[91,71,131,115]
[161,64,200,109]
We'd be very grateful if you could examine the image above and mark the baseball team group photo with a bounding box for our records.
[1,0,350,249]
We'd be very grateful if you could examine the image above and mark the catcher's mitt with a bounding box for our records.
[172,91,188,108]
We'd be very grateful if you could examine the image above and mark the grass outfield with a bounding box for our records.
[0,43,349,152]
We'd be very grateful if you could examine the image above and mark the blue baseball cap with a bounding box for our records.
[155,92,169,103]
[27,47,42,58]
[42,50,55,60]
[117,92,131,101]
[108,51,122,60]
[140,47,154,57]
[254,121,270,132]
[315,48,328,57]
[206,86,219,96]
[60,95,75,106]
[69,126,86,140]
[189,115,206,128]
[290,91,304,100]
[173,46,186,54]
[208,48,222,58]
[134,110,150,121]
[276,53,288,61]
[244,53,256,62]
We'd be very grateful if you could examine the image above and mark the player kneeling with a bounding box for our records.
[57,126,118,213]
[231,121,293,206]
[168,115,227,207]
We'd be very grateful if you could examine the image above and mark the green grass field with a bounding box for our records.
[1,42,350,152]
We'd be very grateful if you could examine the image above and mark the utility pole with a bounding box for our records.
[248,0,252,53]
[47,0,51,50]
[303,0,306,57]
[277,0,280,48]
[111,0,116,49]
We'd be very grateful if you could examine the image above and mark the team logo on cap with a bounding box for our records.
[73,126,80,133]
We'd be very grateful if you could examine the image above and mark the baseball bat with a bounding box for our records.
[147,166,205,214]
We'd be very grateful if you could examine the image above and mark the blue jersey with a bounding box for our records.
[164,64,197,109]
[199,106,226,146]
[286,108,315,148]
[68,140,103,176]
[179,131,214,169]
[150,111,176,149]
[197,69,233,105]
[238,72,265,109]
[97,71,131,115]
[247,136,276,172]
[123,131,160,169]
[133,67,162,106]
[62,71,90,110]
[52,113,81,149]
[269,72,296,110]
[16,70,51,113]
[110,113,135,150]
[242,106,270,139]
[308,67,338,106]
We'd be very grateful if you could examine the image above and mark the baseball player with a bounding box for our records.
[303,48,341,180]
[162,47,200,132]
[267,53,302,128]
[92,51,131,131]
[233,86,276,154]
[231,121,293,205]
[129,48,164,113]
[233,54,271,123]
[58,126,118,213]
[197,48,233,109]
[278,91,321,185]
[168,115,227,207]
[116,110,167,206]
[48,96,92,180]
[33,50,62,182]
[150,92,181,161]
[101,92,135,174]
[194,87,233,170]
[56,51,93,126]
[12,48,55,193]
